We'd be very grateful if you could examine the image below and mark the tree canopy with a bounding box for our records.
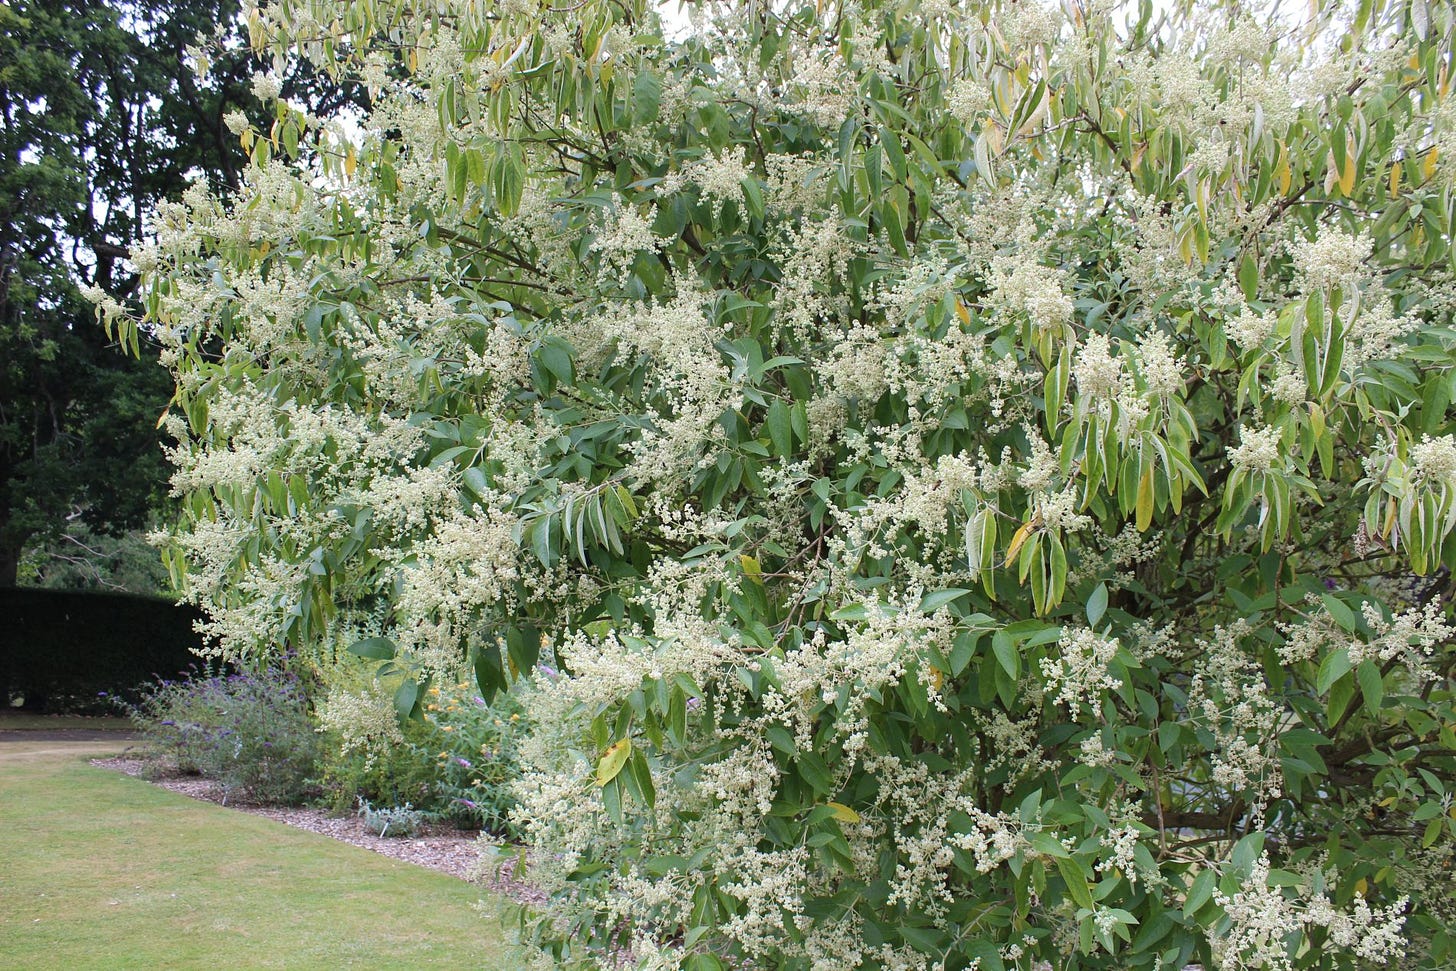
[0,0,354,587]
[109,0,1456,967]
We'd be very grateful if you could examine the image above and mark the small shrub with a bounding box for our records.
[127,665,320,804]
[314,675,444,816]
[421,680,526,837]
[315,676,525,835]
[357,798,429,838]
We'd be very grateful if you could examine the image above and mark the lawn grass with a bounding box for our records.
[0,741,524,969]
[0,712,134,732]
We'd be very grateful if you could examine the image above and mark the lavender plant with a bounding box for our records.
[129,666,320,804]
[103,0,1456,967]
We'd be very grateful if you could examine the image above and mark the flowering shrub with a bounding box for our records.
[128,666,320,804]
[314,680,443,815]
[313,669,525,832]
[423,680,526,835]
[106,0,1456,968]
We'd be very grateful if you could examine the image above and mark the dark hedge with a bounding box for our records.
[0,588,205,713]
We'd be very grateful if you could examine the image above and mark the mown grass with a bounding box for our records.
[0,741,523,969]
[0,712,133,732]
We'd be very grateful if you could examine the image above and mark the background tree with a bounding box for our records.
[111,0,1456,968]
[0,0,352,588]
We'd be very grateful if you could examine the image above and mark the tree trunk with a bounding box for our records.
[0,539,19,587]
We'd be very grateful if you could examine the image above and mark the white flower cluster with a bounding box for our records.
[316,682,405,769]
[1190,622,1283,809]
[1072,333,1123,401]
[1292,227,1373,294]
[947,77,990,127]
[1228,424,1282,474]
[989,261,1074,335]
[1039,627,1121,719]
[1136,329,1184,399]
[1350,601,1454,683]
[1212,853,1408,970]
[786,49,856,127]
[1410,434,1456,487]
[1095,822,1142,884]
[590,198,666,287]
[661,145,751,210]
[392,505,523,671]
[250,71,283,102]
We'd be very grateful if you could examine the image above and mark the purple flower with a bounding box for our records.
[455,798,478,808]
[455,757,472,768]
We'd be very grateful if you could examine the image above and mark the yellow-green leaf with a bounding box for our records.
[596,738,631,787]
[1136,464,1155,532]
[740,554,764,585]
[1004,520,1036,567]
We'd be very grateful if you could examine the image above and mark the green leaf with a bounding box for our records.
[462,466,490,498]
[992,631,1020,681]
[1321,593,1357,632]
[1238,252,1259,302]
[1087,582,1108,628]
[1056,856,1095,909]
[920,588,969,613]
[473,640,506,699]
[767,399,793,458]
[1183,869,1216,919]
[394,678,421,720]
[505,625,541,677]
[1356,659,1384,713]
[627,748,656,809]
[1317,648,1353,695]
[538,340,573,386]
[880,126,907,182]
[632,70,662,126]
[766,724,797,755]
[348,636,396,660]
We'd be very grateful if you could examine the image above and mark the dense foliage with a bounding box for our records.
[108,0,1456,967]
[315,672,525,833]
[0,587,203,711]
